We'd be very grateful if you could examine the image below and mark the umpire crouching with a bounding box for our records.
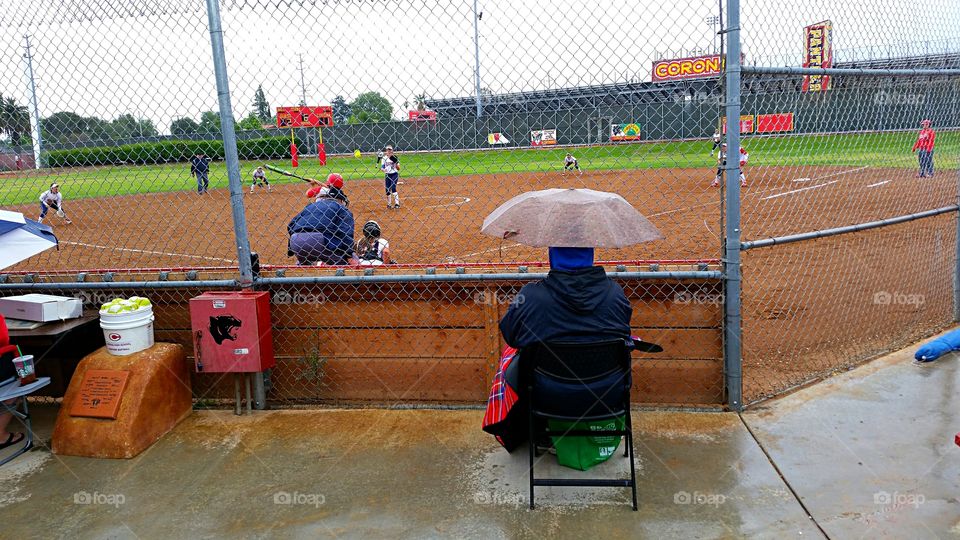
[287,175,355,266]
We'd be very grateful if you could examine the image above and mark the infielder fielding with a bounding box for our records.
[563,153,582,175]
[381,145,401,209]
[711,143,748,188]
[250,166,271,193]
[38,183,72,224]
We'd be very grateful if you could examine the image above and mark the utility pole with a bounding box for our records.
[472,0,482,118]
[23,35,43,169]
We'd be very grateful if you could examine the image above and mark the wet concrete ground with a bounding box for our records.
[2,333,958,539]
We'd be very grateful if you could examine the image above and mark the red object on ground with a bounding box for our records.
[317,142,327,165]
[188,291,275,373]
[955,432,960,447]
[290,142,299,168]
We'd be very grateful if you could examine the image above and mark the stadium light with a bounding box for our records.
[706,16,719,54]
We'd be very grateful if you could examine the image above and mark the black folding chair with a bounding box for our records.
[523,339,638,510]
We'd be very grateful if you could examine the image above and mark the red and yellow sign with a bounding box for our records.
[802,21,833,92]
[757,113,795,133]
[408,110,437,122]
[276,106,334,128]
[652,54,724,83]
[722,115,755,134]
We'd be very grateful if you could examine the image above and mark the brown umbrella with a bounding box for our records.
[481,188,663,248]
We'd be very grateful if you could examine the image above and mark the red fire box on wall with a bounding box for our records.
[189,291,275,373]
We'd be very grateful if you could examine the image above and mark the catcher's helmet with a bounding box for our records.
[362,220,381,239]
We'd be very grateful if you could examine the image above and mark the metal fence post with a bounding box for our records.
[205,0,265,408]
[722,0,743,411]
[955,162,960,322]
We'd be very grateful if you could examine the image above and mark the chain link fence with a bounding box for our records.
[0,0,958,409]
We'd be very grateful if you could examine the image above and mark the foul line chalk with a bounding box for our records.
[62,241,235,263]
[761,180,840,200]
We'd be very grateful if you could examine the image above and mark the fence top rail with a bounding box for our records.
[743,65,960,77]
[255,271,723,285]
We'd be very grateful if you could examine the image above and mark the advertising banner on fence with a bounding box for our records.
[802,20,833,92]
[487,133,511,145]
[610,123,642,142]
[652,54,723,82]
[722,115,755,134]
[530,129,557,146]
[756,113,795,133]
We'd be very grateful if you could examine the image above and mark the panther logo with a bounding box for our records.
[209,315,242,345]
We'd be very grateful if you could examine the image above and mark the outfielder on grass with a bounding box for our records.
[38,183,72,224]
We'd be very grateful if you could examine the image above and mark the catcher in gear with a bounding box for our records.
[38,183,72,224]
[355,220,392,265]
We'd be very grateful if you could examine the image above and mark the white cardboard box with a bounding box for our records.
[0,294,82,322]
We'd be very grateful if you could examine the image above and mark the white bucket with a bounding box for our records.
[100,306,155,356]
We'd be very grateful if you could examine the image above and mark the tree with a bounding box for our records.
[253,85,271,123]
[170,117,200,137]
[331,95,351,125]
[237,113,262,131]
[412,93,428,111]
[347,92,393,124]
[108,114,140,139]
[198,111,222,137]
[43,111,86,143]
[0,95,30,144]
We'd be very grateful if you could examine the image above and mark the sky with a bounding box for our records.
[1,0,958,136]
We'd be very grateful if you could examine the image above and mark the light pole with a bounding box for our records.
[23,34,43,169]
[706,16,719,54]
[472,0,482,118]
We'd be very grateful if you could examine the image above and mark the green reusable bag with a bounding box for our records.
[548,415,625,471]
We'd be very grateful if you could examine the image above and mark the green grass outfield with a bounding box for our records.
[1,130,956,206]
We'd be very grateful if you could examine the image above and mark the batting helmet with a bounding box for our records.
[326,173,344,189]
[362,220,381,239]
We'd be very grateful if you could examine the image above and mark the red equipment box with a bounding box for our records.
[189,291,275,373]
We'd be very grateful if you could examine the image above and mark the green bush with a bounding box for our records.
[46,136,298,167]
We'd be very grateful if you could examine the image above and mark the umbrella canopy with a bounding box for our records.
[0,210,58,270]
[481,188,663,248]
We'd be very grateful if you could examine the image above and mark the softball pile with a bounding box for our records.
[100,296,152,314]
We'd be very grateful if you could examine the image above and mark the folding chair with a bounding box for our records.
[524,339,637,510]
[0,376,51,466]
[0,313,51,465]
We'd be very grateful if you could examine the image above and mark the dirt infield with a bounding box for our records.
[4,164,956,404]
[6,164,954,270]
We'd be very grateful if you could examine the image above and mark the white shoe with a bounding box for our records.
[710,180,720,188]
[37,217,43,223]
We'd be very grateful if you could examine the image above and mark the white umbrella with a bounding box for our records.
[0,210,58,270]
[481,188,663,248]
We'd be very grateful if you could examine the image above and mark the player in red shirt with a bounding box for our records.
[912,119,936,178]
